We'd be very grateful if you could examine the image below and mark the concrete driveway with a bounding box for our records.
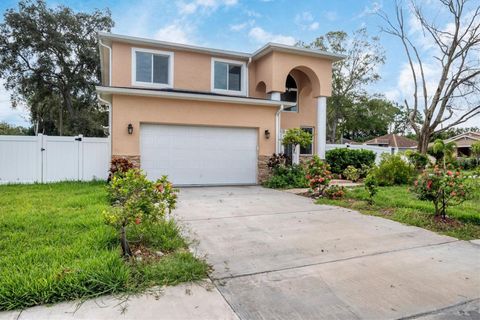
[177,186,480,320]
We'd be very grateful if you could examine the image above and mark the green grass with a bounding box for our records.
[316,185,480,240]
[0,182,209,311]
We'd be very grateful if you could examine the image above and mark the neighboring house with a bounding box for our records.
[364,133,417,153]
[96,32,342,186]
[445,131,480,157]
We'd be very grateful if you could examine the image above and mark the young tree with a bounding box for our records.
[379,0,480,153]
[282,128,312,164]
[432,139,457,168]
[0,0,114,136]
[298,29,386,142]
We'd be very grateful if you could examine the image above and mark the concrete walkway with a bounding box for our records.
[176,187,480,320]
[2,186,479,319]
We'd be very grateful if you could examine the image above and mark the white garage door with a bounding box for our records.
[140,124,258,185]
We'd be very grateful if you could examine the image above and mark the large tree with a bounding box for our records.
[0,0,114,136]
[298,28,386,142]
[339,98,401,142]
[379,0,480,153]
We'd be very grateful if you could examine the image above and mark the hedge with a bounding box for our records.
[326,148,376,174]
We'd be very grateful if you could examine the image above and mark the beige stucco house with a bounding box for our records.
[96,32,343,185]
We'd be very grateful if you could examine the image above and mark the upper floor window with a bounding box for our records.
[211,58,246,95]
[132,48,173,87]
[281,75,298,112]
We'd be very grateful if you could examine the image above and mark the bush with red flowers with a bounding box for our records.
[306,155,334,198]
[323,185,346,199]
[104,169,178,257]
[411,166,473,219]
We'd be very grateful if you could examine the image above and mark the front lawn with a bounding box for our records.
[316,185,480,240]
[0,182,208,311]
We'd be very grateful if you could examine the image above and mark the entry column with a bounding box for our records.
[316,97,327,159]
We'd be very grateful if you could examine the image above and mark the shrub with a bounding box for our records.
[263,164,308,189]
[267,153,290,170]
[343,165,360,182]
[411,166,473,219]
[370,154,416,186]
[108,157,134,182]
[306,155,333,197]
[452,157,479,170]
[326,148,375,174]
[323,185,346,199]
[364,173,378,205]
[405,150,430,171]
[104,169,178,257]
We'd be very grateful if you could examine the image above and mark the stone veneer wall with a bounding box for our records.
[258,155,271,184]
[112,155,141,168]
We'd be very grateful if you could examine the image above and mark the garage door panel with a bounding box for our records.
[140,124,257,185]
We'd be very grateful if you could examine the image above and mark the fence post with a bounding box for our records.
[77,134,84,181]
[37,134,44,183]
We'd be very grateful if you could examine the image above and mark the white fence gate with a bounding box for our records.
[0,134,110,184]
[326,144,393,164]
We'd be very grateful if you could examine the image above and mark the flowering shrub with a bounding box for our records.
[343,165,360,182]
[364,173,378,205]
[411,166,473,219]
[306,155,333,197]
[323,185,346,199]
[104,169,178,257]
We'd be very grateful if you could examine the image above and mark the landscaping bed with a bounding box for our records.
[316,185,480,240]
[0,182,208,311]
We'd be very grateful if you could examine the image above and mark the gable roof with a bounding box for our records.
[364,134,417,148]
[446,131,480,143]
[97,32,345,62]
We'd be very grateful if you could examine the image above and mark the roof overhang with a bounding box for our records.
[97,32,345,62]
[251,43,346,62]
[97,32,251,60]
[96,86,296,107]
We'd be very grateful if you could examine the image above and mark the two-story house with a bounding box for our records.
[96,32,343,186]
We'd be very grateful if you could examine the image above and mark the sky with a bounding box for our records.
[0,0,478,128]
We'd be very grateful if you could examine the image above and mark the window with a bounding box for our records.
[212,58,246,95]
[132,48,173,87]
[281,75,298,112]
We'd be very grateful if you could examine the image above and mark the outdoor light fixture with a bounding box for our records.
[264,129,270,139]
[127,123,133,135]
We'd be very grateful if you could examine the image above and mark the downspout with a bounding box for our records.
[98,94,113,161]
[275,104,284,153]
[97,94,112,137]
[98,39,112,86]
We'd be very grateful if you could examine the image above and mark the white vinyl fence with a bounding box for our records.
[0,134,110,184]
[326,144,394,164]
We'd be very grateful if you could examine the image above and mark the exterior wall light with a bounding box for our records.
[264,129,270,139]
[127,123,133,135]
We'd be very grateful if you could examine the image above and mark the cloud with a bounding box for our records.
[177,0,238,15]
[323,10,338,22]
[294,11,320,31]
[230,22,248,31]
[248,27,296,45]
[358,1,382,18]
[154,22,194,44]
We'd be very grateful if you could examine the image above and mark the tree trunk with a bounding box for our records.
[417,127,431,154]
[120,225,132,258]
[58,106,63,136]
